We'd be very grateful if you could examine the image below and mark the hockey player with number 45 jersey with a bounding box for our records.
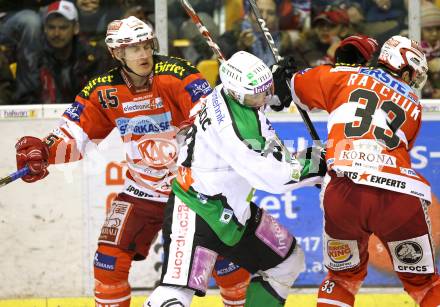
[14,16,255,307]
[274,35,440,307]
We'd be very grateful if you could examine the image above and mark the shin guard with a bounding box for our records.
[212,257,251,307]
[94,245,133,307]
[95,280,131,307]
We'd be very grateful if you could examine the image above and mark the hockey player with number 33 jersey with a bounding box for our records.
[275,35,440,307]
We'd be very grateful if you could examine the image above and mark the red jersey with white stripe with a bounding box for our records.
[44,55,211,202]
[291,65,431,202]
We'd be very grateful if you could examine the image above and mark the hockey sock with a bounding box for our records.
[244,279,284,307]
[317,278,355,307]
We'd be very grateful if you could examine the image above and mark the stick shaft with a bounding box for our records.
[0,165,30,188]
[179,0,225,62]
[248,0,322,144]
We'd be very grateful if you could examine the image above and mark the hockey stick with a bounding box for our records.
[247,0,322,145]
[179,0,226,63]
[0,165,29,188]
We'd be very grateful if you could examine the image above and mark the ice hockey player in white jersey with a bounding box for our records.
[144,51,326,307]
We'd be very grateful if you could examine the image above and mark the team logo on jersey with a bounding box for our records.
[137,137,177,168]
[185,79,212,102]
[395,242,423,264]
[63,101,84,122]
[327,240,353,263]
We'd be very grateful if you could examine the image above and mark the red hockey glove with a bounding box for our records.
[15,136,49,183]
[335,35,378,65]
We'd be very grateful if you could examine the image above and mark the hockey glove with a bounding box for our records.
[296,146,327,181]
[16,136,49,183]
[335,35,378,65]
[270,56,297,111]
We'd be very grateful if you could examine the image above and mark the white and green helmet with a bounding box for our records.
[219,51,273,104]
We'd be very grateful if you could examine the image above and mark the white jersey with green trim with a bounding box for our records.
[174,84,315,226]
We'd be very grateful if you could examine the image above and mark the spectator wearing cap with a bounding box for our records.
[420,3,440,98]
[298,8,351,67]
[14,0,109,104]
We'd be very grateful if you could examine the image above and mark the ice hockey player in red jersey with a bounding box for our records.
[14,15,248,307]
[273,35,440,307]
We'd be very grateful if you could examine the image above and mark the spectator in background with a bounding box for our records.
[298,8,351,67]
[0,9,43,66]
[277,0,311,31]
[179,12,219,65]
[420,3,440,98]
[0,1,53,105]
[219,0,302,67]
[353,0,407,45]
[75,0,120,44]
[14,0,107,104]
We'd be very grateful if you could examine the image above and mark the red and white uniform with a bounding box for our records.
[291,65,440,307]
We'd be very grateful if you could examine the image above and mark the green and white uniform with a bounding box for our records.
[146,51,319,307]
[174,85,316,245]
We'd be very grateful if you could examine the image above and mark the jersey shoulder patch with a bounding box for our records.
[79,68,122,98]
[154,55,199,79]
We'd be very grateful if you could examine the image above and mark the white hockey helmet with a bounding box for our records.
[105,16,159,52]
[219,51,273,105]
[378,35,428,90]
